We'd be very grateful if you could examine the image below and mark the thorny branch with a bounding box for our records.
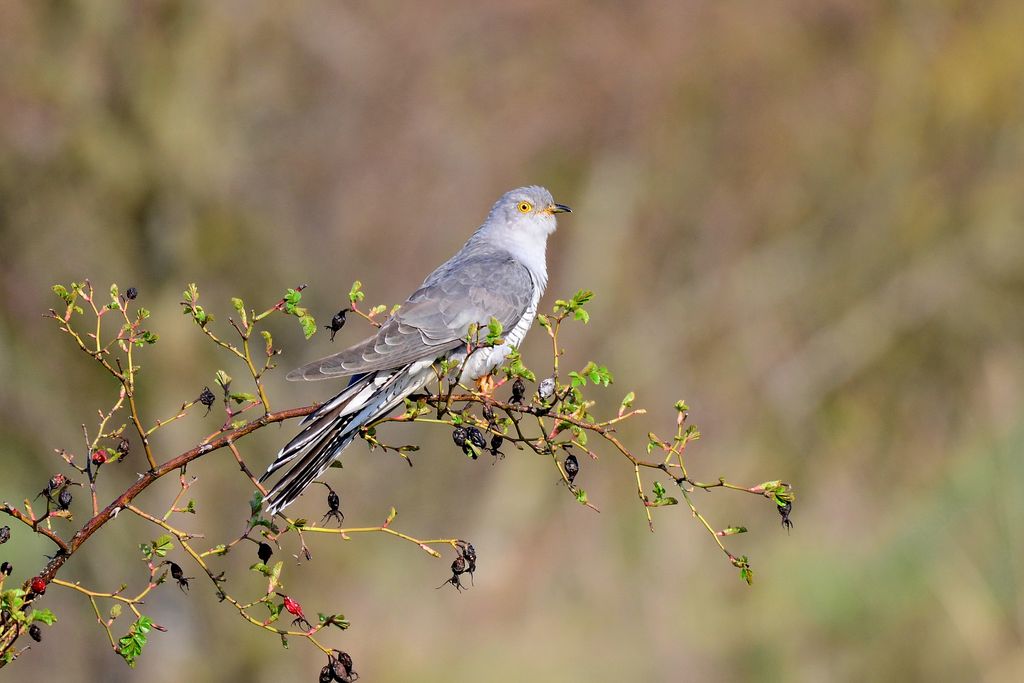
[0,280,793,673]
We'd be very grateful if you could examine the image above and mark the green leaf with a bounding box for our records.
[229,391,258,405]
[731,555,753,586]
[250,562,272,577]
[620,391,635,410]
[52,284,72,304]
[267,561,284,594]
[318,613,351,630]
[503,349,536,382]
[575,488,588,504]
[249,491,264,516]
[214,369,232,391]
[151,535,173,558]
[486,317,504,346]
[299,314,317,339]
[28,608,57,625]
[554,290,594,324]
[283,288,302,314]
[118,615,154,668]
[348,280,365,304]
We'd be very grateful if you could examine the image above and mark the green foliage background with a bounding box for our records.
[2,1,1024,681]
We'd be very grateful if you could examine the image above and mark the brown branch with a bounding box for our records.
[27,403,317,590]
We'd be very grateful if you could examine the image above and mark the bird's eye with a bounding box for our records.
[517,201,533,213]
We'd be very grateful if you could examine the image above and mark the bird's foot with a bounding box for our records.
[476,374,498,396]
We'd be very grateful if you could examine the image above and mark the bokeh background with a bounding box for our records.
[3,1,1024,681]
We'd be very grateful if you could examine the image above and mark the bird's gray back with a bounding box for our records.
[286,248,536,380]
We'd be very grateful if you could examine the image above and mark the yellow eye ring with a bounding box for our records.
[517,201,533,213]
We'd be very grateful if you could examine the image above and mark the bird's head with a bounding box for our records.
[485,185,571,239]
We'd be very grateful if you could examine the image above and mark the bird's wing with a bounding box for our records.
[287,253,535,381]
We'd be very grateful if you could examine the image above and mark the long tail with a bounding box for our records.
[260,364,427,516]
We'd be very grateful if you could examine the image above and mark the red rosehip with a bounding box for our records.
[30,576,46,594]
[91,449,107,466]
[282,595,303,617]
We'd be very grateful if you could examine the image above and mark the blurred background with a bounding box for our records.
[2,1,1024,681]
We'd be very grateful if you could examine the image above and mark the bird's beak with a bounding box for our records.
[547,203,572,214]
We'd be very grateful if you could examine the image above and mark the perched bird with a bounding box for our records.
[260,186,571,515]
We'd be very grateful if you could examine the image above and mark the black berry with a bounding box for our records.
[125,287,138,300]
[325,309,349,342]
[57,488,73,511]
[511,377,526,404]
[169,561,192,592]
[0,526,9,544]
[320,485,344,526]
[0,561,12,576]
[467,426,487,450]
[452,426,467,448]
[564,454,580,484]
[778,500,793,531]
[29,624,42,642]
[198,386,216,412]
[257,542,273,564]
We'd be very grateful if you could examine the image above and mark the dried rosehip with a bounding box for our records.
[482,404,494,422]
[28,624,42,642]
[91,449,107,466]
[325,308,349,342]
[320,486,344,526]
[564,454,580,484]
[29,576,46,594]
[778,500,793,531]
[438,555,468,592]
[459,542,477,580]
[198,386,216,412]
[467,426,487,450]
[0,526,9,544]
[489,433,503,456]
[330,651,356,681]
[169,562,192,592]
[451,426,467,448]
[125,286,138,300]
[257,542,273,564]
[57,488,73,511]
[511,377,526,404]
[320,664,334,683]
[0,561,12,576]
[117,438,130,458]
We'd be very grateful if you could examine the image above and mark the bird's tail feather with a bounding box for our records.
[260,364,422,516]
